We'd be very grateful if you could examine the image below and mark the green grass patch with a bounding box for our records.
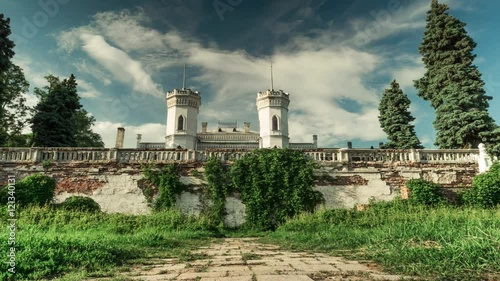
[0,206,219,280]
[261,200,500,281]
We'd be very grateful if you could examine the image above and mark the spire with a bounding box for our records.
[271,62,274,91]
[183,63,186,89]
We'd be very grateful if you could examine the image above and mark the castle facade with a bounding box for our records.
[136,86,317,150]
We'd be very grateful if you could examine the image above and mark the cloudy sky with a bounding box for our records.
[3,0,500,148]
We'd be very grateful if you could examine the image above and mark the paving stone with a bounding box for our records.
[207,265,251,273]
[176,271,228,280]
[257,275,314,281]
[129,273,179,280]
[290,263,340,272]
[98,238,408,281]
[201,275,254,281]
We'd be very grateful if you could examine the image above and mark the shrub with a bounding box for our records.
[405,179,444,206]
[60,196,101,212]
[464,162,500,208]
[0,174,56,207]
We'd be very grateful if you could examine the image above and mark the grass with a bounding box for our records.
[260,200,500,281]
[0,206,220,281]
[0,200,498,281]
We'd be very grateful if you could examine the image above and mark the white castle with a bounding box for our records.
[136,66,317,150]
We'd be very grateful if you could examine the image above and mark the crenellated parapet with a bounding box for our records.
[166,88,201,110]
[256,89,290,110]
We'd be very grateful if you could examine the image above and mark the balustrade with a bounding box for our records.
[0,147,482,164]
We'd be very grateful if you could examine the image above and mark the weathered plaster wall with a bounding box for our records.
[0,161,478,226]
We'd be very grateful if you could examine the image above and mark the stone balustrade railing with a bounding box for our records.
[0,147,484,164]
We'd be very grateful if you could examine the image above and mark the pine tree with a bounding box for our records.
[378,80,423,149]
[32,75,82,147]
[414,0,496,149]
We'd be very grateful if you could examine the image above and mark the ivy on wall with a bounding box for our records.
[204,157,231,226]
[142,164,186,211]
[141,150,325,230]
[230,149,324,230]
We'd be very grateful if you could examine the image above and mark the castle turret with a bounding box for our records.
[165,88,201,149]
[256,89,290,148]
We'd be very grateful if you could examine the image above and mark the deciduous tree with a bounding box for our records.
[0,14,32,146]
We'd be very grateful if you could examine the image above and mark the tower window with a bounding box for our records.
[272,115,279,131]
[178,115,185,130]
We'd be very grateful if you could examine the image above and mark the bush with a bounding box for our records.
[463,162,500,208]
[0,174,56,207]
[405,179,444,206]
[231,149,324,231]
[60,196,101,212]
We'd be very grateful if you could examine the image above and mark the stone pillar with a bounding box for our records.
[478,143,492,173]
[115,127,125,148]
[201,122,208,133]
[347,141,353,149]
[244,122,250,133]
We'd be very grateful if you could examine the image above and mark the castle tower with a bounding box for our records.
[165,65,200,149]
[256,89,290,148]
[165,88,201,149]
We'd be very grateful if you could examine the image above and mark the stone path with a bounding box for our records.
[115,238,408,281]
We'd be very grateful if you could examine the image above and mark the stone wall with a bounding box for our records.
[0,161,478,227]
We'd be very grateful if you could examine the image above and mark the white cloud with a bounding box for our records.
[53,4,442,147]
[73,59,112,86]
[77,79,101,99]
[79,33,163,97]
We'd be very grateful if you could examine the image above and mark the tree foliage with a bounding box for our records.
[32,74,81,147]
[31,74,104,147]
[414,0,497,149]
[73,109,105,147]
[0,14,32,147]
[0,14,15,76]
[378,80,423,149]
[230,149,324,230]
[0,64,31,146]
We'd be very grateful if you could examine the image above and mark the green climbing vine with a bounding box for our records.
[142,164,186,211]
[204,157,231,226]
[230,149,324,230]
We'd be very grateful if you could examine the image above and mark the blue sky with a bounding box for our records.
[2,0,500,148]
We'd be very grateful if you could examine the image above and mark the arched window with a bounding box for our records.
[178,115,184,130]
[272,115,279,131]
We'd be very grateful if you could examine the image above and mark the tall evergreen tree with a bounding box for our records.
[32,75,82,147]
[414,0,496,149]
[378,80,423,149]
